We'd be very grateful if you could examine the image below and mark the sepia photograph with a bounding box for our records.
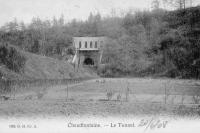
[0,0,200,132]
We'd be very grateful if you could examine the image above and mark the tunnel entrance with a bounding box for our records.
[83,57,94,65]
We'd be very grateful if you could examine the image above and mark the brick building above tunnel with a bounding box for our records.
[73,37,105,51]
[72,37,106,69]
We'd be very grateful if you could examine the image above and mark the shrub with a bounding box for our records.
[117,93,122,101]
[192,95,200,104]
[36,92,44,100]
[106,91,114,101]
[0,44,26,72]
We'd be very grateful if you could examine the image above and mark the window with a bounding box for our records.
[79,41,81,48]
[85,41,87,48]
[90,41,92,48]
[95,41,97,48]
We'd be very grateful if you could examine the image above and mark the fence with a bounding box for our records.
[0,77,94,95]
[0,78,200,106]
[126,81,200,106]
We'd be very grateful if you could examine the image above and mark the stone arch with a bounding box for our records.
[83,57,94,65]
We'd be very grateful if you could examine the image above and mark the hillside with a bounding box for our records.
[0,6,200,78]
[0,45,97,80]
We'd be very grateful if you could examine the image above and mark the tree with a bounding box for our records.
[5,18,18,32]
[151,0,160,10]
[19,21,26,31]
[163,0,193,9]
[58,14,65,26]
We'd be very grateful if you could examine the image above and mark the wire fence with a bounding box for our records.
[96,79,200,106]
[0,77,93,95]
[126,81,200,106]
[0,78,200,107]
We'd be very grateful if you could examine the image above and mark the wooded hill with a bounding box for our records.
[0,6,200,79]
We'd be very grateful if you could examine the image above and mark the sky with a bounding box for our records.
[0,0,199,26]
[0,0,153,26]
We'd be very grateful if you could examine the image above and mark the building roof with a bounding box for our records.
[73,36,106,41]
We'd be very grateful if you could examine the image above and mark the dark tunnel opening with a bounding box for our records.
[83,57,94,65]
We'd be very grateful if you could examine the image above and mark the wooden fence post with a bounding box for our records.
[66,82,69,101]
[181,94,184,105]
[13,85,16,100]
[125,82,130,102]
[164,83,167,104]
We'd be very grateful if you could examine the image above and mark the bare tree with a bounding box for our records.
[163,0,193,9]
[151,0,160,10]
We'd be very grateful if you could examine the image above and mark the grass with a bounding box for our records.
[0,44,97,80]
[0,78,200,118]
